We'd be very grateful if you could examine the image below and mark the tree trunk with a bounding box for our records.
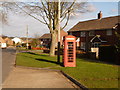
[49,31,57,56]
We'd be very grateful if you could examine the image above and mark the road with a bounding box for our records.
[2,48,16,83]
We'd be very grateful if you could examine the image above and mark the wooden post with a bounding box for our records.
[26,25,28,49]
[57,0,61,63]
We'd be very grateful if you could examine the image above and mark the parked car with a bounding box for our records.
[16,45,22,47]
[1,43,7,49]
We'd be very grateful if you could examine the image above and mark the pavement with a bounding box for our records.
[2,67,79,89]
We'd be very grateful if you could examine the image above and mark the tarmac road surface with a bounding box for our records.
[2,48,16,83]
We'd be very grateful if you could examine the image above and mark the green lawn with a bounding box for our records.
[16,52,119,88]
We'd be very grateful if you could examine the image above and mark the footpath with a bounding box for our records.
[2,66,79,89]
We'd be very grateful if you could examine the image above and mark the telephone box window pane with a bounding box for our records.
[67,42,74,62]
[68,58,73,62]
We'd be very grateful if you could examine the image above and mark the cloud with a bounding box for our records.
[109,9,118,14]
[70,3,96,16]
[86,3,97,12]
[111,9,118,12]
[68,2,97,21]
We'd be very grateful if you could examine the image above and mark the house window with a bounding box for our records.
[76,38,80,47]
[81,42,85,50]
[80,32,85,37]
[44,39,46,41]
[92,42,101,48]
[49,39,51,41]
[89,31,95,36]
[106,30,112,35]
[76,38,80,42]
[69,32,72,35]
[62,36,63,40]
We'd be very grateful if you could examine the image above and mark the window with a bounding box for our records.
[92,42,101,48]
[62,36,63,40]
[44,39,46,41]
[80,32,85,37]
[81,42,85,50]
[49,39,51,41]
[106,30,112,35]
[76,38,80,47]
[89,31,95,36]
[69,32,72,35]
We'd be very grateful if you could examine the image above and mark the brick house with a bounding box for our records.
[0,36,5,43]
[20,37,33,44]
[40,30,68,48]
[4,37,14,46]
[0,36,14,47]
[68,12,120,52]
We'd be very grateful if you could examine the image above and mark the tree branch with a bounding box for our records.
[15,3,46,25]
[61,0,76,17]
[40,11,49,26]
[61,12,70,30]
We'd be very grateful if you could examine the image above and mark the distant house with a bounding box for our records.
[40,30,68,48]
[68,11,120,51]
[20,37,33,44]
[0,36,6,48]
[20,37,29,45]
[12,37,22,45]
[0,37,5,42]
[4,37,13,46]
[0,36,14,47]
[0,37,5,46]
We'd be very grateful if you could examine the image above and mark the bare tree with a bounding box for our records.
[115,23,120,52]
[0,3,8,24]
[1,0,92,56]
[31,34,41,47]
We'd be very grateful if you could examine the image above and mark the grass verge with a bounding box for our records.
[16,52,119,88]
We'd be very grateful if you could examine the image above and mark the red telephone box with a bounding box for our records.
[63,35,76,67]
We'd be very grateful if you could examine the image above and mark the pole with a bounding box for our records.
[26,25,28,49]
[57,0,61,63]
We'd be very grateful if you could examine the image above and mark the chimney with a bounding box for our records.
[98,11,102,19]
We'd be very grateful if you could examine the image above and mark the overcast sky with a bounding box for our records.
[1,1,119,38]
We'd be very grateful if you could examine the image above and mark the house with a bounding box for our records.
[20,37,33,44]
[68,11,120,52]
[0,36,14,47]
[4,37,14,46]
[0,37,5,47]
[12,37,22,45]
[0,36,6,48]
[39,33,51,48]
[39,30,68,48]
[0,37,5,43]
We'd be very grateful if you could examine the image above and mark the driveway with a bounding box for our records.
[2,67,79,88]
